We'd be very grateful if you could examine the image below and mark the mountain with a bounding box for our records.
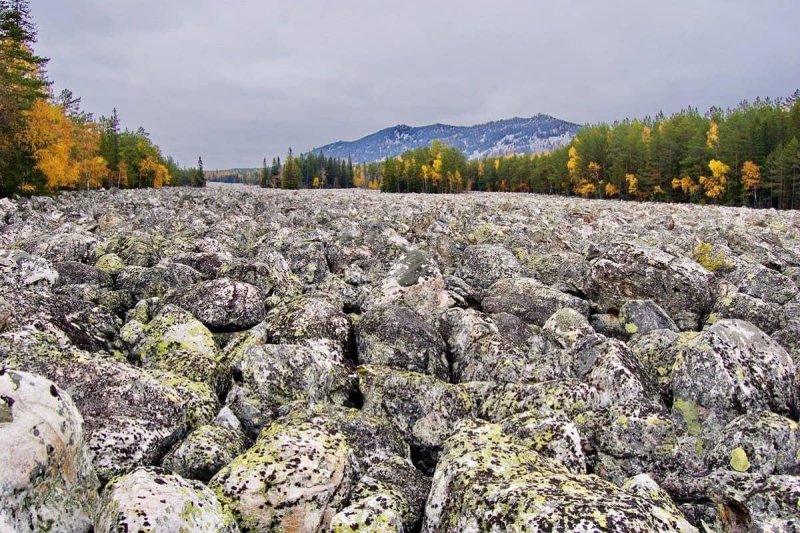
[313,114,582,163]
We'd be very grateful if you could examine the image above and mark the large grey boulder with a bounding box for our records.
[671,319,798,442]
[0,369,99,533]
[422,422,696,532]
[166,278,266,331]
[264,295,351,359]
[456,244,523,290]
[0,249,59,288]
[210,419,355,532]
[96,467,238,533]
[356,305,448,380]
[482,277,590,326]
[587,241,715,330]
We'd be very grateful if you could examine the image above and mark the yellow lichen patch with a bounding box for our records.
[624,323,638,334]
[692,242,732,272]
[673,398,701,436]
[730,447,751,472]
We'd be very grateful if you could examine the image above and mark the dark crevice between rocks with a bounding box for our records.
[345,323,359,365]
[410,444,439,477]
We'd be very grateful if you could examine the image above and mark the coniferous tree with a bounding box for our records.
[194,156,205,187]
[260,157,269,187]
[0,0,50,195]
[281,148,301,189]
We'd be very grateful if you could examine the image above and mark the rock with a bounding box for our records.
[0,369,98,533]
[27,232,98,264]
[772,318,800,364]
[0,289,121,352]
[220,253,299,297]
[365,250,455,318]
[466,378,600,422]
[735,264,798,305]
[0,249,59,288]
[422,422,697,532]
[588,241,715,330]
[121,304,228,395]
[489,312,536,346]
[705,411,800,475]
[97,231,163,267]
[543,307,595,349]
[54,260,113,287]
[116,261,203,300]
[618,299,678,336]
[358,365,474,471]
[456,244,523,290]
[671,319,799,442]
[227,339,356,436]
[570,334,657,408]
[356,305,448,379]
[709,291,785,334]
[96,467,238,533]
[438,308,538,383]
[500,412,587,474]
[162,421,248,482]
[166,278,266,331]
[482,277,590,326]
[628,328,686,403]
[589,313,628,340]
[172,250,231,278]
[264,295,352,359]
[1,330,198,482]
[95,252,125,275]
[210,419,355,532]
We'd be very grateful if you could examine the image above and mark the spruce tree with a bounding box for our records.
[195,156,205,187]
[260,157,268,187]
[281,148,301,189]
[0,0,49,196]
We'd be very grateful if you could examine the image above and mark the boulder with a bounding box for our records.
[166,278,266,331]
[456,244,523,290]
[227,340,356,436]
[264,295,351,359]
[356,305,448,380]
[210,419,355,532]
[543,307,595,349]
[618,299,678,336]
[422,422,696,532]
[0,369,98,533]
[162,418,248,482]
[587,241,714,330]
[116,261,203,300]
[0,249,59,288]
[671,319,798,442]
[96,467,238,533]
[121,304,228,395]
[482,277,590,326]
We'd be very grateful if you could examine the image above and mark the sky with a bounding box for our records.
[32,0,800,169]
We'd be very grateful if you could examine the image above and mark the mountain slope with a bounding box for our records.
[313,114,581,163]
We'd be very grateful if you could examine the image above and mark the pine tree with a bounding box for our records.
[0,0,50,195]
[194,156,205,187]
[260,157,268,187]
[281,148,301,189]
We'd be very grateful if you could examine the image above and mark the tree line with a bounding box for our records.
[375,92,800,209]
[0,0,203,197]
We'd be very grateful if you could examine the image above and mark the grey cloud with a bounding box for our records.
[32,0,800,168]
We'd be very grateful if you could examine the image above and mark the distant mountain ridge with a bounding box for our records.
[313,114,582,163]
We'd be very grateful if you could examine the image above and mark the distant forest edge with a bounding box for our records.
[0,1,204,198]
[228,90,800,210]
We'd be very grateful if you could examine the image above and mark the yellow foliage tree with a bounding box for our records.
[138,155,170,189]
[567,146,580,179]
[672,175,701,195]
[22,99,78,189]
[699,159,730,199]
[706,121,719,149]
[605,182,620,197]
[625,173,638,196]
[312,176,320,188]
[741,160,761,203]
[574,181,596,198]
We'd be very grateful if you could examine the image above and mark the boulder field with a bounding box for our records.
[1,187,799,532]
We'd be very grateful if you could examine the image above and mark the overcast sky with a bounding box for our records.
[32,0,800,169]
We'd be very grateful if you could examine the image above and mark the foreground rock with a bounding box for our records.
[423,423,697,532]
[0,369,99,533]
[166,278,266,331]
[96,467,238,533]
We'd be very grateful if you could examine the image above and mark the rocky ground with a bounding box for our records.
[1,186,799,532]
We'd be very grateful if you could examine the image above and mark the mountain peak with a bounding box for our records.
[314,115,581,163]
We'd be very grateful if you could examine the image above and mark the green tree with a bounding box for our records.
[281,148,301,189]
[194,156,205,187]
[0,0,49,195]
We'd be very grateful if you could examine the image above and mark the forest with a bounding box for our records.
[371,95,800,209]
[0,1,202,197]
